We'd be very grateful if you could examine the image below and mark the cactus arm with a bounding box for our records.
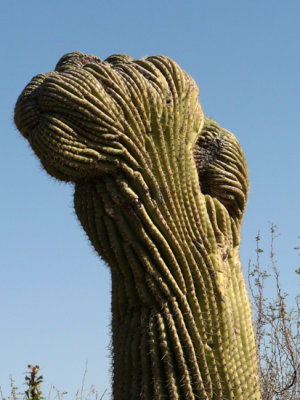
[15,52,261,399]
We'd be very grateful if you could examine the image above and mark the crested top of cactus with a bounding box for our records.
[14,52,202,180]
[15,51,248,224]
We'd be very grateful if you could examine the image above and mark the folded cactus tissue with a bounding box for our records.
[15,52,261,399]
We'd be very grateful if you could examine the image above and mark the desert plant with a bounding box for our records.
[0,375,22,400]
[0,366,43,400]
[24,365,43,400]
[248,225,300,400]
[0,366,107,400]
[14,52,261,399]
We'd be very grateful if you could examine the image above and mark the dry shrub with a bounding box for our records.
[248,224,300,400]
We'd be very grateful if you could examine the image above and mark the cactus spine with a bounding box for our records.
[15,52,261,399]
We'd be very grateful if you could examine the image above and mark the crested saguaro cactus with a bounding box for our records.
[15,52,261,399]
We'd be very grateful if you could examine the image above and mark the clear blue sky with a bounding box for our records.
[1,0,299,397]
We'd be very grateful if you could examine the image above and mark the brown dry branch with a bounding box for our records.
[248,224,300,400]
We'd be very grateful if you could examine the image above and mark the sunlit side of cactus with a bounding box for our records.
[15,52,261,399]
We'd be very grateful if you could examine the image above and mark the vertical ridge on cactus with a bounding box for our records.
[15,52,261,399]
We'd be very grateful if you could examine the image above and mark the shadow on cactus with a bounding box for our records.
[15,52,261,399]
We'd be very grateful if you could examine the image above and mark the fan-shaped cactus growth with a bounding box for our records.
[15,52,261,399]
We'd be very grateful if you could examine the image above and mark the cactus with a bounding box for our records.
[15,52,261,399]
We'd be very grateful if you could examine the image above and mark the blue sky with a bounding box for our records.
[1,0,299,397]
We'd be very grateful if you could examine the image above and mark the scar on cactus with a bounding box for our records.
[15,52,261,399]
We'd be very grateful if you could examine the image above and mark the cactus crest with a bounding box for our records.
[15,52,261,399]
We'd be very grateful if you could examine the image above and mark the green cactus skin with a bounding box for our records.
[15,52,261,399]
